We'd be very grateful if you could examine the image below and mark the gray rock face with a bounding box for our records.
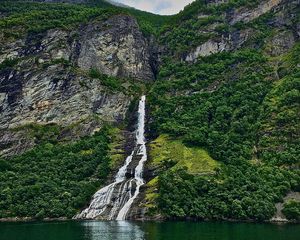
[0,130,35,156]
[186,29,252,61]
[229,0,283,25]
[77,15,155,81]
[186,38,228,61]
[1,15,155,79]
[205,0,229,6]
[0,14,156,156]
[0,65,130,129]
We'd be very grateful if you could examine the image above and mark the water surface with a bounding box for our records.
[0,221,299,240]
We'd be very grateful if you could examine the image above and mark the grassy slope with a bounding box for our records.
[258,44,300,166]
[149,134,219,175]
[144,134,220,215]
[108,127,127,169]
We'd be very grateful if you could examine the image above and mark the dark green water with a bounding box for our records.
[0,221,299,240]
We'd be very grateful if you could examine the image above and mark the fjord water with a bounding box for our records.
[1,221,299,240]
[75,96,147,220]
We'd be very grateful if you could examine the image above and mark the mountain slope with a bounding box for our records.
[0,0,299,221]
[145,0,300,221]
[0,1,158,155]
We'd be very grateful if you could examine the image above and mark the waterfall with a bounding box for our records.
[116,95,147,220]
[74,95,147,220]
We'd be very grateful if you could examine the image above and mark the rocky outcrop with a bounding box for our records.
[1,15,156,79]
[0,14,156,156]
[186,39,228,61]
[0,129,35,157]
[186,29,252,61]
[205,0,229,6]
[272,192,300,222]
[77,15,155,81]
[229,0,283,25]
[266,30,296,56]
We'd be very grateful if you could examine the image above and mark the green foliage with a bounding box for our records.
[0,1,120,38]
[15,123,61,144]
[149,49,272,163]
[283,200,300,220]
[176,0,262,20]
[0,159,11,172]
[158,0,266,55]
[259,75,300,165]
[0,1,170,38]
[86,0,171,36]
[89,68,122,91]
[158,164,297,221]
[0,127,111,219]
[0,58,19,71]
[123,7,170,36]
[258,44,300,165]
[0,0,299,223]
[149,42,300,221]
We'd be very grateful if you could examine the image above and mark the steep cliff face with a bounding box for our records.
[0,13,156,156]
[229,0,283,24]
[76,15,155,81]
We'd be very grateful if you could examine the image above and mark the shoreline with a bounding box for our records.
[0,217,298,224]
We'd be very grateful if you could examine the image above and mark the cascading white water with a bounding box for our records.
[74,95,147,221]
[116,95,147,220]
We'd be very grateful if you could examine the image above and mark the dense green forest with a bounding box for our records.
[149,46,300,221]
[147,0,300,221]
[0,1,114,38]
[0,0,169,39]
[283,200,300,220]
[0,126,111,219]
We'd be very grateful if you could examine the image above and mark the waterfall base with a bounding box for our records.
[74,96,148,221]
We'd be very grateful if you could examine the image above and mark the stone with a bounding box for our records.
[265,31,296,56]
[77,15,155,81]
[229,0,283,25]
